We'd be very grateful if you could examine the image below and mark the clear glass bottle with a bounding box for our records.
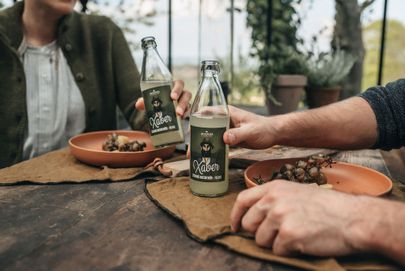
[140,36,184,147]
[189,60,230,197]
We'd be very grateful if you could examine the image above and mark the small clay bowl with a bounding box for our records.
[244,159,393,196]
[69,130,176,168]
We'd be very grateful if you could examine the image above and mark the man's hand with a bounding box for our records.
[230,180,373,257]
[135,80,192,118]
[223,106,276,149]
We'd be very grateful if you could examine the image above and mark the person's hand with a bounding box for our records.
[135,80,192,118]
[230,180,371,257]
[223,106,275,149]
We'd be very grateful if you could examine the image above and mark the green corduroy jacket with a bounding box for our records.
[0,2,145,168]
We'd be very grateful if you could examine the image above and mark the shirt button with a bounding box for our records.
[75,73,85,81]
[17,76,23,83]
[65,43,72,51]
[43,106,50,112]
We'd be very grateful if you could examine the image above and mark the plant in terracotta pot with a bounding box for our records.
[305,49,356,108]
[267,47,308,115]
[246,0,308,115]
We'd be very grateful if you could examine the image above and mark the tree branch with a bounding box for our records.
[360,0,376,12]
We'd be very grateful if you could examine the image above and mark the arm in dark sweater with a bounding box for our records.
[360,79,405,150]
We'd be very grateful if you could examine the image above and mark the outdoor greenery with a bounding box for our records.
[2,1,404,106]
[246,0,306,102]
[306,49,356,88]
[363,19,405,89]
[85,0,156,52]
[219,51,263,105]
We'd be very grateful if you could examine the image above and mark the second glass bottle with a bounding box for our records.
[189,60,230,197]
[140,36,184,147]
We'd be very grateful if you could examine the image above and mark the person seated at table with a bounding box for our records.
[0,0,191,169]
[226,79,405,265]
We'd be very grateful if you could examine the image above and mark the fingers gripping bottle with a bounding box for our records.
[189,60,230,197]
[140,36,184,147]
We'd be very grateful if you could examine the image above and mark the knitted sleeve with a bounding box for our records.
[360,79,405,150]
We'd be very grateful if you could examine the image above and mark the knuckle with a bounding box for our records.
[262,191,276,203]
[255,201,270,213]
[270,205,286,221]
[291,241,305,254]
[272,241,288,255]
[255,233,269,247]
[269,179,285,188]
[241,216,254,232]
[236,191,248,204]
[278,224,297,241]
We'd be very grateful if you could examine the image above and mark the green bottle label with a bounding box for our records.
[144,85,179,136]
[190,126,226,182]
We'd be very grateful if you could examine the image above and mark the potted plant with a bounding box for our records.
[247,0,307,115]
[267,47,308,115]
[305,49,356,108]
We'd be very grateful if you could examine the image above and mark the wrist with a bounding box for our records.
[344,196,388,253]
[267,114,292,146]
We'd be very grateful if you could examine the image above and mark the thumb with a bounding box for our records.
[224,125,251,146]
[135,98,145,110]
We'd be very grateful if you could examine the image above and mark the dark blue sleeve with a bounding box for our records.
[360,79,405,150]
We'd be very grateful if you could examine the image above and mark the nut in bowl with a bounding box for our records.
[69,130,176,168]
[244,156,393,197]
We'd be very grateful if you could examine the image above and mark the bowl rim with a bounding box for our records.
[244,159,393,196]
[68,130,175,154]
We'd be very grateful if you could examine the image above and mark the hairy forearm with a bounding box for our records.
[270,97,377,149]
[349,197,405,265]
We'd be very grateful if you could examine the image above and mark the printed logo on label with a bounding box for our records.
[144,85,178,136]
[191,126,226,182]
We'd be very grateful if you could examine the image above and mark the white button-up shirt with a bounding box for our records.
[18,39,86,160]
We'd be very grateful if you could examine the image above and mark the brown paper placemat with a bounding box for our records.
[0,148,181,185]
[145,176,401,271]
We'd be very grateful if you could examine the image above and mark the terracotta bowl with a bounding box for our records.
[69,130,176,168]
[244,158,393,196]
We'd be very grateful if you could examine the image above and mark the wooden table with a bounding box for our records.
[0,149,403,271]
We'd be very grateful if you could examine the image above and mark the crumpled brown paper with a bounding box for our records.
[0,148,171,185]
[145,176,401,271]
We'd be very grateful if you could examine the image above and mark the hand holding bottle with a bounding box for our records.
[138,36,186,147]
[135,80,192,118]
[223,106,276,149]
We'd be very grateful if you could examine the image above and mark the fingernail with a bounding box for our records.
[172,92,179,100]
[177,108,184,116]
[228,132,236,144]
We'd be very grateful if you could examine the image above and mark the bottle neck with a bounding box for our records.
[141,45,172,82]
[144,46,158,56]
[202,70,219,79]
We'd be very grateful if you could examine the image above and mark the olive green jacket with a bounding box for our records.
[0,2,144,168]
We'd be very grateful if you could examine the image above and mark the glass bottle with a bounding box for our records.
[189,60,230,197]
[140,36,184,147]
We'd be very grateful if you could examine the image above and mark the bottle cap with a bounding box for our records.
[201,60,220,73]
[141,36,157,49]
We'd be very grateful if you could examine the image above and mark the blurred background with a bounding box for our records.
[2,0,404,111]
